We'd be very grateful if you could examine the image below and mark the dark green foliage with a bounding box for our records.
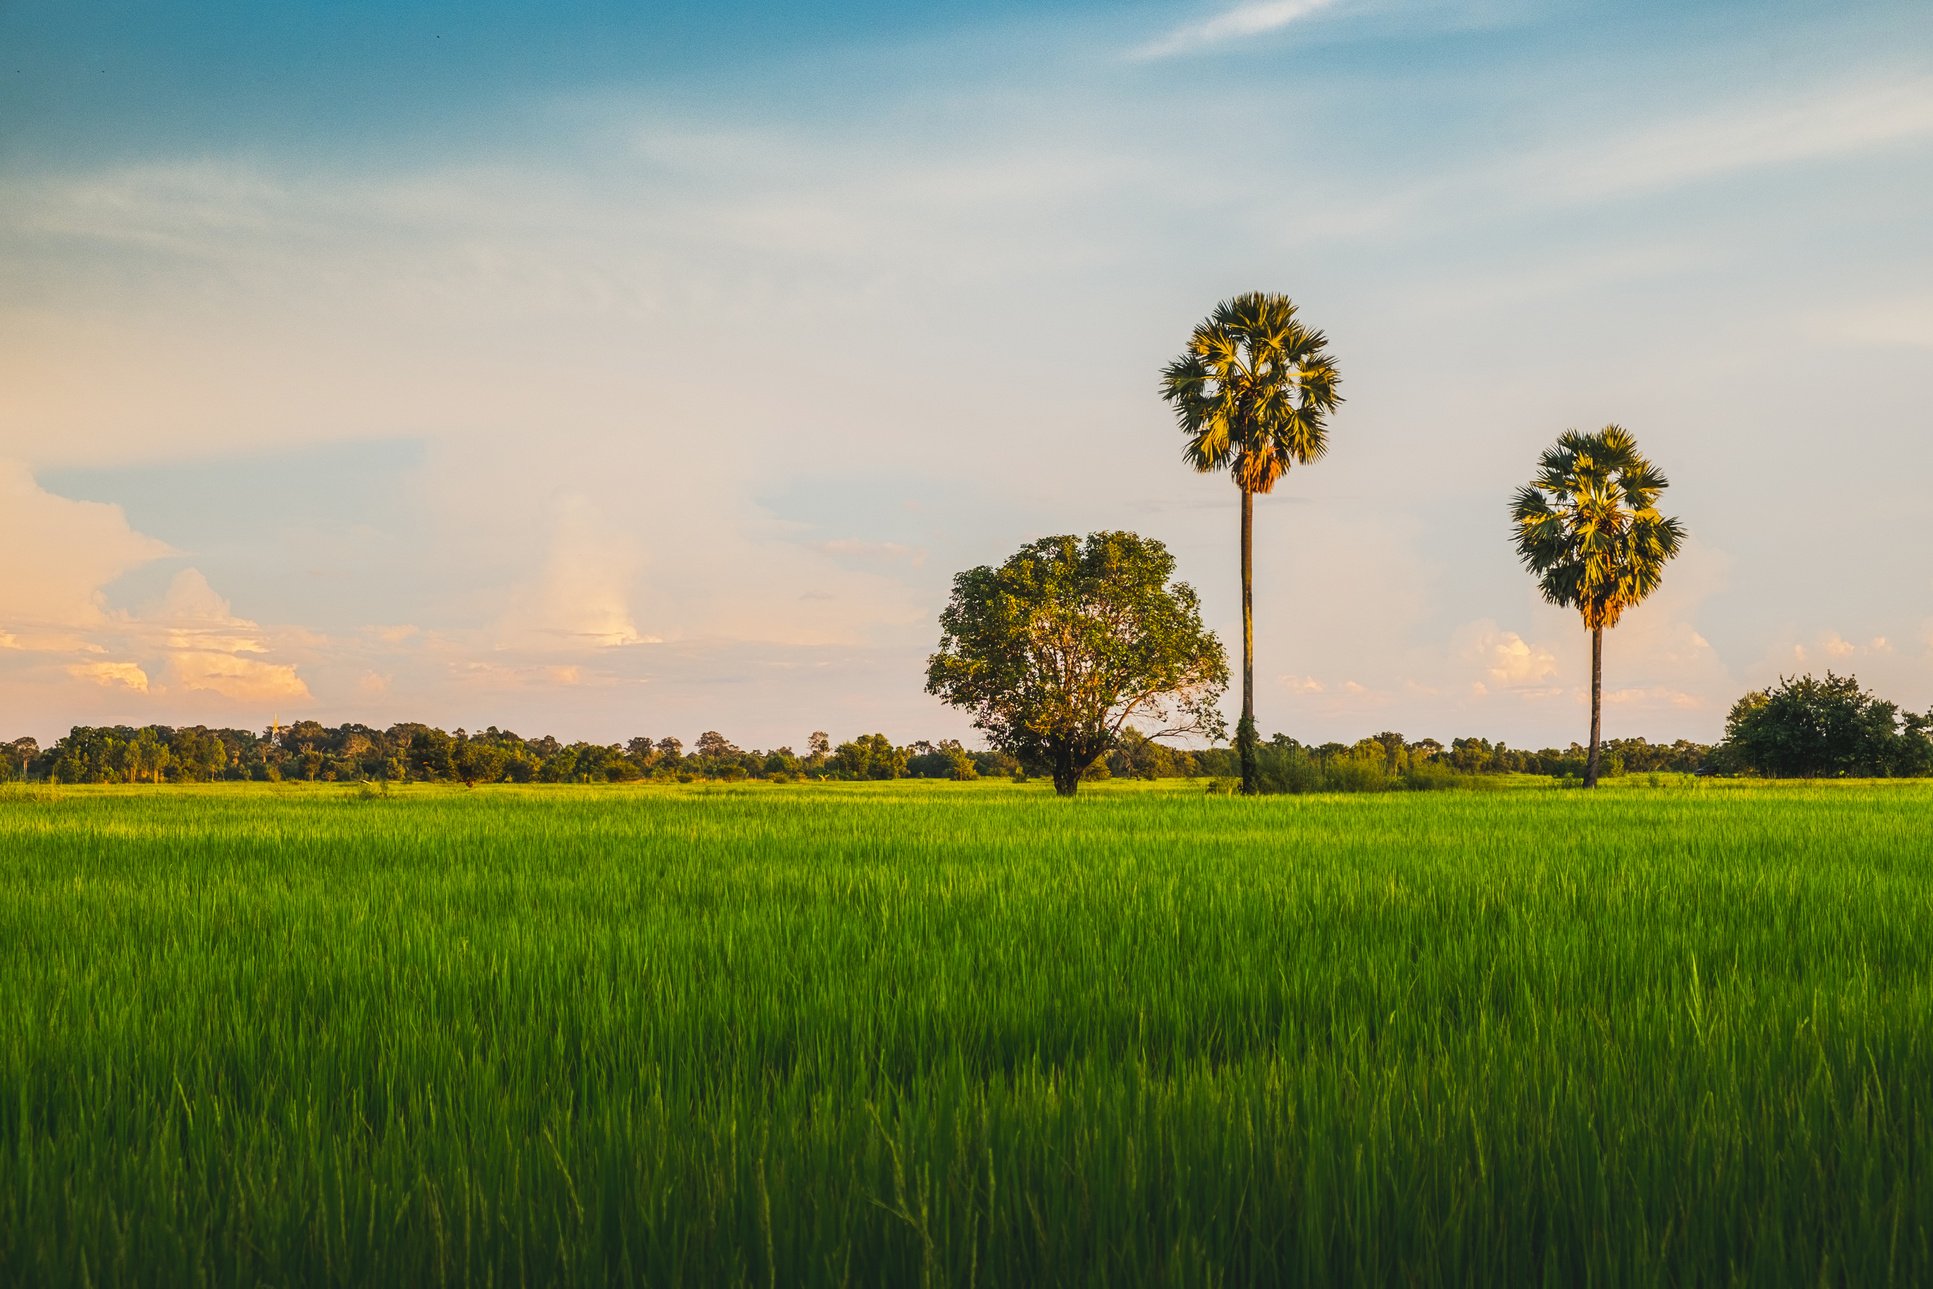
[926,532,1228,795]
[1722,673,1933,778]
[904,740,980,781]
[828,733,908,780]
[18,724,973,786]
[450,736,508,787]
[4,784,1933,1286]
[1188,732,1717,791]
[13,723,1739,790]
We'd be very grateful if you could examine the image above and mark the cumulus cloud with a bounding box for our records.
[1455,619,1560,687]
[0,465,313,718]
[0,459,173,647]
[145,570,312,703]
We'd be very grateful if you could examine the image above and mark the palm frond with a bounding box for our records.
[1160,292,1342,494]
[1509,424,1685,627]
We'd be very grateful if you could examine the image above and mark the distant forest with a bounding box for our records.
[2,721,1713,787]
[9,671,1927,788]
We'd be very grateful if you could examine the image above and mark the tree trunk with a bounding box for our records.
[1238,486,1258,796]
[1051,744,1078,797]
[1585,625,1603,789]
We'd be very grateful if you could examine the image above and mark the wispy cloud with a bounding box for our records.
[1131,0,1337,61]
[1562,77,1933,200]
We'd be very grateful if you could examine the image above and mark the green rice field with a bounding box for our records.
[3,780,1931,1286]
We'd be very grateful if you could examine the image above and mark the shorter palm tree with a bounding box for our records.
[1510,426,1686,787]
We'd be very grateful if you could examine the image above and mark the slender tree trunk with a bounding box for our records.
[1585,625,1603,789]
[1238,487,1258,796]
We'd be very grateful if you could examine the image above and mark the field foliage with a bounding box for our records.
[3,780,1931,1285]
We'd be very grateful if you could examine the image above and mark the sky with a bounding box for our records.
[1,0,1929,750]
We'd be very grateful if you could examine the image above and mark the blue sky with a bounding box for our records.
[2,0,1929,747]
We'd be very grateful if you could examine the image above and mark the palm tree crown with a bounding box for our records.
[1160,292,1341,492]
[1510,425,1686,630]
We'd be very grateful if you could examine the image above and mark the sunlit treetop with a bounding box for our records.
[1510,425,1687,632]
[1159,292,1342,495]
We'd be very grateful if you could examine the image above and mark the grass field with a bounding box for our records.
[3,779,1931,1286]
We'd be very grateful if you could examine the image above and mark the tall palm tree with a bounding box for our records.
[1510,425,1686,787]
[1161,293,1342,795]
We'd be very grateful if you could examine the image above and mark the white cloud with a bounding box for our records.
[1132,0,1338,60]
[1491,630,1557,685]
[0,459,173,647]
[167,652,310,704]
[0,467,312,716]
[67,660,150,693]
[142,570,312,703]
[1605,686,1704,710]
[1454,619,1560,687]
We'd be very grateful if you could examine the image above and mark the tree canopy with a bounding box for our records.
[1722,673,1933,778]
[1509,426,1685,633]
[1160,292,1341,495]
[925,531,1228,796]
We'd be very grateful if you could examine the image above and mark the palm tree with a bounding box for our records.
[1510,426,1686,788]
[1161,293,1341,795]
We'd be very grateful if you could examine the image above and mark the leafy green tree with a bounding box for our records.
[1161,292,1342,795]
[1510,425,1685,787]
[694,731,738,761]
[829,734,906,780]
[906,739,979,781]
[452,736,508,787]
[927,531,1228,797]
[1,737,34,782]
[1722,672,1931,778]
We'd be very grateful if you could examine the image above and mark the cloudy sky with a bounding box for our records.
[2,0,1928,749]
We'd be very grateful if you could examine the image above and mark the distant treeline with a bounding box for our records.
[0,721,1715,787]
[5,672,1925,787]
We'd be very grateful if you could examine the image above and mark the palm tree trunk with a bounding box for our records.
[1239,486,1258,796]
[1585,625,1603,788]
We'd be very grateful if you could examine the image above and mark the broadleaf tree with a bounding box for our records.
[1161,292,1341,795]
[926,531,1228,796]
[1510,425,1686,787]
